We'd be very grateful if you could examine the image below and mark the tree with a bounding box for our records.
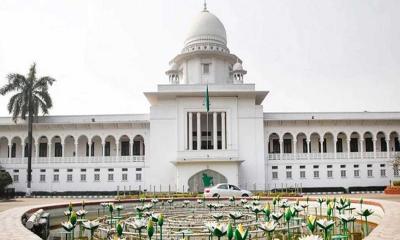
[0,63,55,195]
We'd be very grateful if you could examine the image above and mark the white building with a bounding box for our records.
[1,6,399,194]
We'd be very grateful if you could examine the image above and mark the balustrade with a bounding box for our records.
[266,151,399,161]
[0,155,145,165]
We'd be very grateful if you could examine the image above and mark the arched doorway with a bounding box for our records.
[188,169,227,193]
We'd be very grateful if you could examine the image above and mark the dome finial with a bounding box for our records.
[203,0,208,12]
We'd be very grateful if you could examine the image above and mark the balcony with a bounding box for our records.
[177,149,239,161]
[0,155,145,165]
[266,151,399,161]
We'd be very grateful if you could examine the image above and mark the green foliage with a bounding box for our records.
[0,170,12,192]
[117,222,123,237]
[393,180,400,186]
[70,211,77,225]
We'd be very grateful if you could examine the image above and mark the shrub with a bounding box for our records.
[393,181,400,187]
[0,170,12,193]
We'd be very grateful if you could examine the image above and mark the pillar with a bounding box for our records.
[293,140,297,159]
[333,136,337,159]
[189,112,193,150]
[116,141,119,157]
[347,139,350,159]
[307,140,311,160]
[197,113,201,150]
[88,142,92,157]
[21,143,25,158]
[213,112,217,150]
[386,138,390,158]
[279,140,283,160]
[48,143,51,158]
[360,139,364,159]
[36,142,39,158]
[8,144,11,159]
[62,142,65,157]
[320,137,324,159]
[373,138,377,159]
[102,140,106,156]
[128,139,132,156]
[75,143,78,159]
[221,112,226,150]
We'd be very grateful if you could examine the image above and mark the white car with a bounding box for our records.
[204,183,252,198]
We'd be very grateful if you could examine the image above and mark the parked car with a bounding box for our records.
[204,183,252,198]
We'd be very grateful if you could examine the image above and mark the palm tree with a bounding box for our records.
[0,63,55,196]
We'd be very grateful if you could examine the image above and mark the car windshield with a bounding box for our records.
[217,184,228,189]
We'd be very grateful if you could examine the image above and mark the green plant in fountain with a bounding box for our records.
[316,197,325,217]
[136,205,146,219]
[251,205,263,222]
[116,221,125,240]
[147,220,155,240]
[158,214,164,240]
[109,203,114,228]
[128,218,147,240]
[263,202,271,221]
[339,214,356,236]
[228,211,243,225]
[358,209,374,236]
[116,205,124,218]
[316,219,334,240]
[272,197,277,212]
[306,215,317,234]
[233,224,249,240]
[359,197,364,210]
[229,196,236,206]
[258,221,277,240]
[227,223,234,240]
[83,220,100,240]
[284,208,293,240]
[206,222,227,240]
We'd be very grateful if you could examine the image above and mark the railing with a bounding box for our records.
[177,149,239,161]
[0,155,145,165]
[266,151,399,161]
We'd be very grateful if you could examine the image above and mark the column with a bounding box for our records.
[116,142,119,157]
[188,112,193,150]
[213,112,217,150]
[21,144,25,158]
[221,112,226,150]
[8,144,11,159]
[75,143,78,159]
[360,139,364,159]
[88,142,92,157]
[48,143,51,158]
[320,137,324,159]
[62,142,65,157]
[36,142,39,158]
[279,140,283,160]
[293,140,297,159]
[184,112,188,150]
[307,140,311,160]
[128,139,132,156]
[197,113,201,150]
[373,138,377,159]
[386,139,390,158]
[333,136,337,159]
[347,139,350,159]
[102,140,106,156]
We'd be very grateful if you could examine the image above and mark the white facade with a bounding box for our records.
[1,7,399,193]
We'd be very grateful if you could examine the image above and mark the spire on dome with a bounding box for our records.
[203,0,208,12]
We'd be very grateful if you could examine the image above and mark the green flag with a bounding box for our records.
[204,84,210,112]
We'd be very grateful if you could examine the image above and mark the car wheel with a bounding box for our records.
[213,193,220,198]
[242,194,249,197]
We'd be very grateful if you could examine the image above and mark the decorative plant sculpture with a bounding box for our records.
[316,219,335,240]
[258,221,277,240]
[229,211,243,225]
[82,220,100,240]
[158,214,164,240]
[147,219,154,240]
[206,222,227,240]
[263,202,271,221]
[251,205,263,222]
[306,215,317,234]
[358,209,374,236]
[234,224,249,240]
[284,208,293,240]
[316,197,325,217]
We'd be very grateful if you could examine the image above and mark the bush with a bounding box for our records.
[0,170,12,193]
[393,181,400,186]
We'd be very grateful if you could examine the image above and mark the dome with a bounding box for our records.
[184,10,227,48]
[233,62,243,71]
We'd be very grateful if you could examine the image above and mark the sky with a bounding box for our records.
[0,0,399,116]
